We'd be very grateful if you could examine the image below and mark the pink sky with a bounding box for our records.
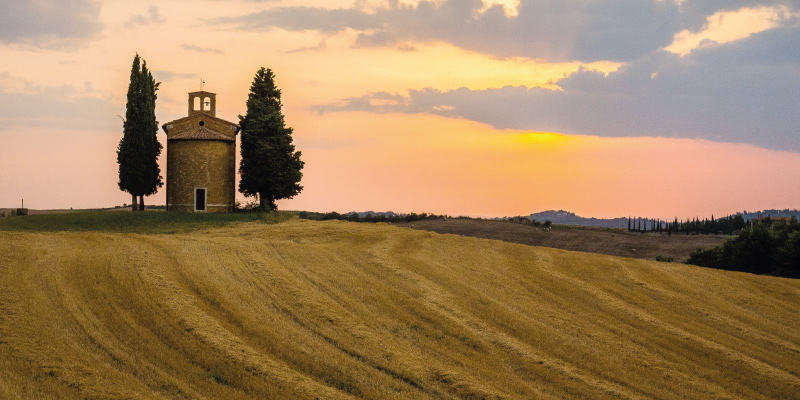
[1,1,799,219]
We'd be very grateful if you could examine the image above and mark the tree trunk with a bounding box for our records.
[257,193,277,212]
[131,194,138,211]
[139,195,145,211]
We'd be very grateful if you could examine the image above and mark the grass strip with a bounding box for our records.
[0,210,295,234]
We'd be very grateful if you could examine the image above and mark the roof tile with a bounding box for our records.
[169,126,234,141]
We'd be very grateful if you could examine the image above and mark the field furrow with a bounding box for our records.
[1,219,799,399]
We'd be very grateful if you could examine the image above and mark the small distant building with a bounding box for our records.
[162,91,239,212]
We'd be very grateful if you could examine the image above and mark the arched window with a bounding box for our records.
[204,97,211,109]
[194,97,201,110]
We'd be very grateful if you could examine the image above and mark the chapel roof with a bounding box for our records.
[168,126,235,141]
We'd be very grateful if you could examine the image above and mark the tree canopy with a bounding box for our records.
[238,68,304,211]
[117,53,162,210]
[686,216,800,278]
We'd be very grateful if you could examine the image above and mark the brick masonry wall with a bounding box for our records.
[166,140,236,212]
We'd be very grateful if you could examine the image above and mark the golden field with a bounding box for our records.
[1,218,799,399]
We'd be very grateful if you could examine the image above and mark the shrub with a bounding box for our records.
[655,255,674,262]
[323,212,342,220]
[233,200,261,212]
[685,223,800,278]
[685,247,721,269]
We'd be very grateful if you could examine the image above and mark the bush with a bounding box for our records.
[685,223,800,278]
[15,208,28,216]
[685,247,720,268]
[321,212,342,221]
[655,255,674,262]
[232,200,261,212]
[543,220,552,228]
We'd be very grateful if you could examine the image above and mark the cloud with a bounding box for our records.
[0,73,119,133]
[217,6,380,34]
[217,0,800,62]
[312,24,800,151]
[181,44,225,55]
[284,40,327,54]
[124,6,165,28]
[217,0,799,150]
[152,70,199,82]
[215,0,793,62]
[664,5,796,55]
[0,0,103,48]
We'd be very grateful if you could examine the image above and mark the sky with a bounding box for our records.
[1,0,799,219]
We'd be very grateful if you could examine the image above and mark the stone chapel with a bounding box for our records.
[161,91,239,212]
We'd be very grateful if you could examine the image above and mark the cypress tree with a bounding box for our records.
[117,54,162,211]
[239,68,304,211]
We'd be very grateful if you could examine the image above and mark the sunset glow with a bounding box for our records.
[1,0,799,219]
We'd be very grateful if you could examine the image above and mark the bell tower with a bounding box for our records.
[188,91,216,117]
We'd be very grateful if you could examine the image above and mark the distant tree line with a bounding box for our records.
[297,211,447,224]
[505,216,553,228]
[686,216,800,278]
[627,214,747,235]
[0,208,28,218]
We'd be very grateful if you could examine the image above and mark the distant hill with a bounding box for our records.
[525,210,629,228]
[736,209,800,220]
[523,209,800,229]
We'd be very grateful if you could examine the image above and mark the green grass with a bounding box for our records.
[0,210,295,234]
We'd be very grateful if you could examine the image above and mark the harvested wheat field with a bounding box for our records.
[1,218,799,399]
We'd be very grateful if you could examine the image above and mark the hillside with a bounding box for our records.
[1,219,799,399]
[397,218,725,262]
[525,210,628,228]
